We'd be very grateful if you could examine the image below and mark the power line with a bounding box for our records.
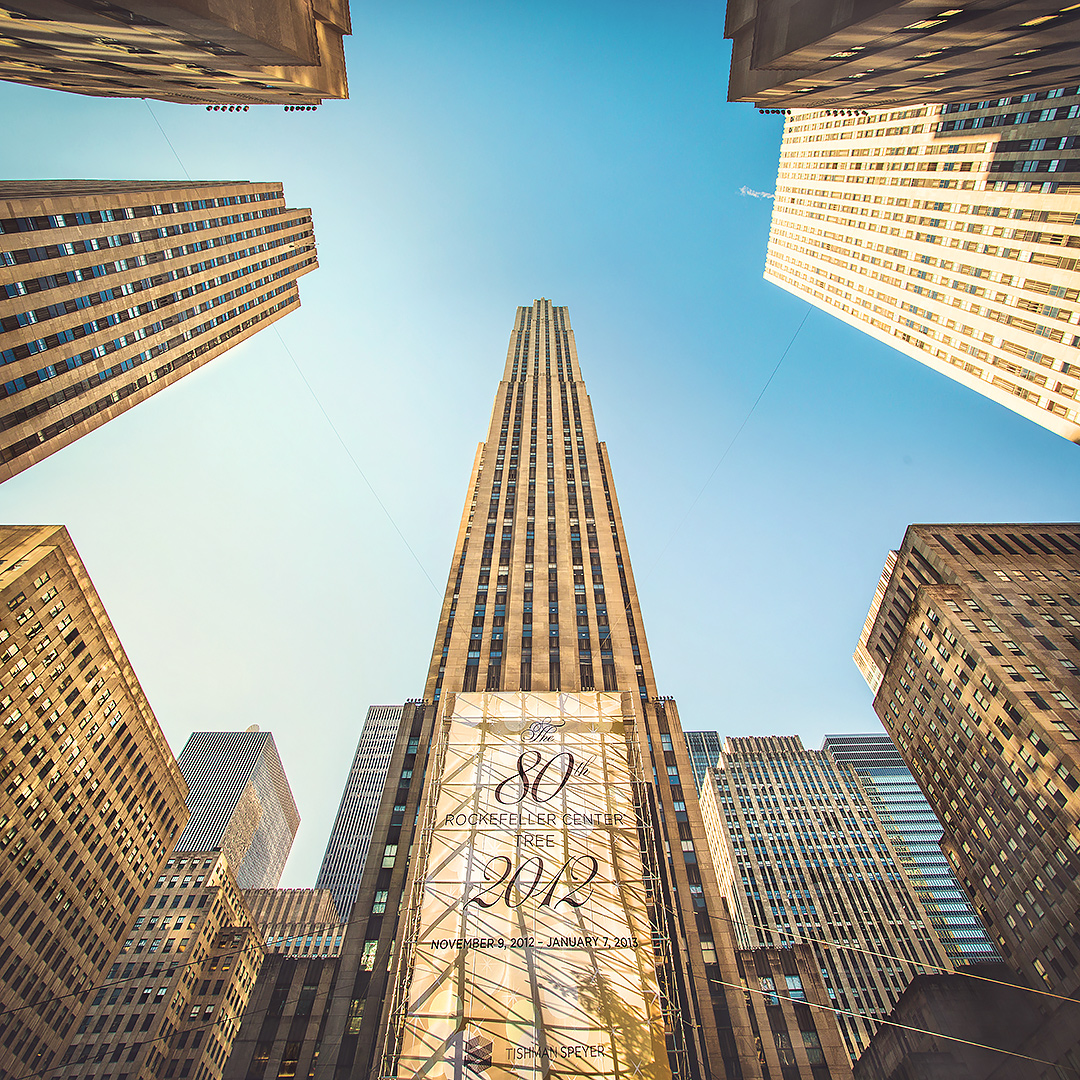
[734,913,1079,1008]
[138,97,439,596]
[595,306,811,659]
[709,973,1080,1076]
[273,328,441,594]
[142,102,192,182]
[644,305,810,576]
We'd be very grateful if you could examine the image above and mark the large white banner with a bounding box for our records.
[392,691,671,1079]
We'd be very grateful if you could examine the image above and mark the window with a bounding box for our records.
[346,998,364,1035]
[381,844,398,868]
[360,940,378,971]
[372,890,388,914]
[785,974,807,1001]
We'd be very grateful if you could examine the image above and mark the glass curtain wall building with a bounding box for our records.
[684,730,723,791]
[822,733,999,964]
[316,705,403,920]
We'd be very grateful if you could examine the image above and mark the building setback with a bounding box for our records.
[725,0,1080,108]
[0,0,350,105]
[822,732,999,966]
[58,850,264,1080]
[765,93,1080,442]
[684,729,723,791]
[856,523,1080,1007]
[243,888,345,959]
[175,731,299,891]
[0,180,317,481]
[315,705,403,920]
[698,735,950,1062]
[0,525,189,1080]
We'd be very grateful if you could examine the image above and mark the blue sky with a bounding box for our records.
[0,0,1077,886]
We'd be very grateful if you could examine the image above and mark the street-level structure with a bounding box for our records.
[726,0,1080,109]
[698,735,950,1062]
[0,0,350,105]
[0,525,189,1080]
[316,705,403,920]
[0,180,317,481]
[766,94,1080,442]
[822,732,999,966]
[856,523,1080,1006]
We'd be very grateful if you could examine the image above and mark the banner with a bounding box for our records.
[391,691,671,1079]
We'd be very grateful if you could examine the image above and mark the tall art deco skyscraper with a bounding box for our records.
[312,301,847,1080]
[0,180,317,481]
[765,92,1080,442]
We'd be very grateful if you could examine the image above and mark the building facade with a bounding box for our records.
[176,730,299,890]
[698,736,950,1062]
[685,729,724,791]
[765,93,1080,442]
[315,705,403,920]
[725,0,1080,109]
[822,733,999,966]
[0,0,350,105]
[0,180,317,481]
[58,850,265,1080]
[856,523,1080,1001]
[0,524,190,1080]
[301,300,848,1080]
[223,955,339,1080]
[243,888,345,959]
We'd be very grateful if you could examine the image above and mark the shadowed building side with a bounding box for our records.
[0,0,350,105]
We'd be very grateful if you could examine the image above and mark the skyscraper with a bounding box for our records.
[698,735,950,1061]
[684,729,723,790]
[316,704,403,919]
[0,180,317,481]
[304,301,848,1080]
[176,729,300,889]
[725,0,1080,109]
[0,1,350,105]
[765,95,1080,442]
[822,732,999,965]
[0,524,190,1080]
[855,523,1080,999]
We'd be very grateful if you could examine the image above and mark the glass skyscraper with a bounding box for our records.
[316,704,404,920]
[684,729,723,790]
[822,733,999,965]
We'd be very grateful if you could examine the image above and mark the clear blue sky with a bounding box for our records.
[0,1,1077,886]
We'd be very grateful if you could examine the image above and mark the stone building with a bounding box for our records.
[856,523,1080,1005]
[0,180,317,481]
[698,736,950,1061]
[243,888,345,959]
[0,524,189,1080]
[765,95,1080,442]
[725,0,1080,109]
[0,0,350,105]
[59,850,264,1080]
